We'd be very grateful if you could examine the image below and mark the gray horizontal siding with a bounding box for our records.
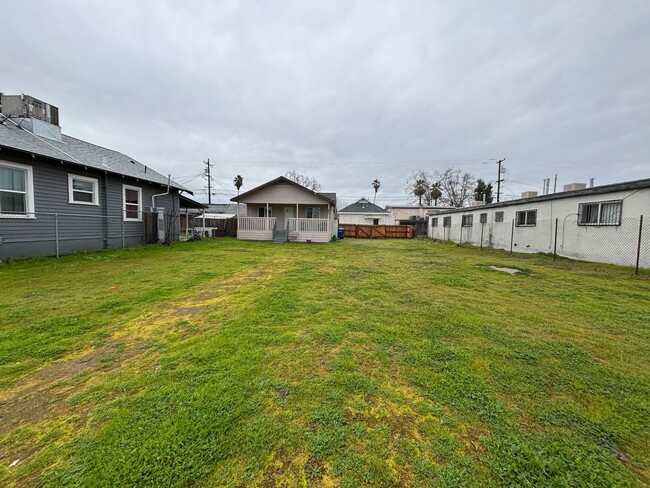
[0,152,181,259]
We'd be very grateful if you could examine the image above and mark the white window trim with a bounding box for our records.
[515,209,537,227]
[68,174,99,206]
[0,161,35,219]
[306,207,321,218]
[577,200,622,226]
[123,184,142,221]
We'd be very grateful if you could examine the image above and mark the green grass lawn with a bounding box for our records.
[1,238,649,487]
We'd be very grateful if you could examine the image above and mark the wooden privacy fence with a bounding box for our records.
[338,224,415,239]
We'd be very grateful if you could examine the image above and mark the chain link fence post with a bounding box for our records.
[553,217,558,262]
[636,215,644,275]
[509,219,514,255]
[121,218,125,249]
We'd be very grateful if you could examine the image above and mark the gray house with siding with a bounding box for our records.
[0,94,191,259]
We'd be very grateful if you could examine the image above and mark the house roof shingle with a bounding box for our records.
[339,198,389,214]
[0,119,190,192]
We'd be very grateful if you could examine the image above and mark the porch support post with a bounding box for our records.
[296,203,299,218]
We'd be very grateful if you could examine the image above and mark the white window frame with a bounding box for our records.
[306,207,321,219]
[0,161,35,219]
[123,184,142,221]
[515,209,537,227]
[577,200,622,226]
[68,174,99,206]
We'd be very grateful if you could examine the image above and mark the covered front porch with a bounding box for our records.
[238,214,335,243]
[231,175,338,243]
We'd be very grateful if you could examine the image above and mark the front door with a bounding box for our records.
[282,207,294,229]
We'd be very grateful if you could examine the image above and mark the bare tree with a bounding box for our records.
[284,170,322,191]
[406,168,476,207]
[372,179,381,203]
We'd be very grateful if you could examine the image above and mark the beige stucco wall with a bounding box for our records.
[387,206,449,221]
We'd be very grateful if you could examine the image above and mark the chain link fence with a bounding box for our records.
[0,210,181,261]
[448,215,648,273]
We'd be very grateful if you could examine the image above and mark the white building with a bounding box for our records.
[428,178,650,267]
[385,205,452,223]
[338,198,395,225]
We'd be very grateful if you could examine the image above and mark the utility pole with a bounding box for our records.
[496,158,506,203]
[204,158,213,205]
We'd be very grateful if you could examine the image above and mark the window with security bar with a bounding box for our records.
[577,200,622,226]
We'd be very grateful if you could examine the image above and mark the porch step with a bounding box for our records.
[273,230,287,242]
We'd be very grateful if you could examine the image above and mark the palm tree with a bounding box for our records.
[234,175,243,196]
[414,179,426,206]
[233,175,243,225]
[430,183,442,206]
[371,179,381,203]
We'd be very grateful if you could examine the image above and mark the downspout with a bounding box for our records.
[152,174,171,209]
[152,175,171,242]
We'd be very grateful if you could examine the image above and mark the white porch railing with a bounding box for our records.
[288,218,330,233]
[238,217,276,231]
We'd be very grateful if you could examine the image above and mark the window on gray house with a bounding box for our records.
[495,211,504,222]
[432,217,438,227]
[479,213,488,223]
[443,216,451,227]
[0,164,28,214]
[258,206,272,217]
[69,174,99,205]
[462,214,473,227]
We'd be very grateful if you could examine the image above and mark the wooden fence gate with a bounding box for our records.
[339,224,415,239]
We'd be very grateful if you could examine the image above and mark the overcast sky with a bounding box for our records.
[2,0,649,206]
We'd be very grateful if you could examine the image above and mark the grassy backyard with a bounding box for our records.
[0,238,649,487]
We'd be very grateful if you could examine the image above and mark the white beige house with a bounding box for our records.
[338,198,395,225]
[385,205,453,223]
[428,178,650,267]
[231,176,337,243]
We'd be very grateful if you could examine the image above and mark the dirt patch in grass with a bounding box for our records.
[0,340,147,437]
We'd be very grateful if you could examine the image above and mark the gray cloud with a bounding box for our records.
[2,0,648,205]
